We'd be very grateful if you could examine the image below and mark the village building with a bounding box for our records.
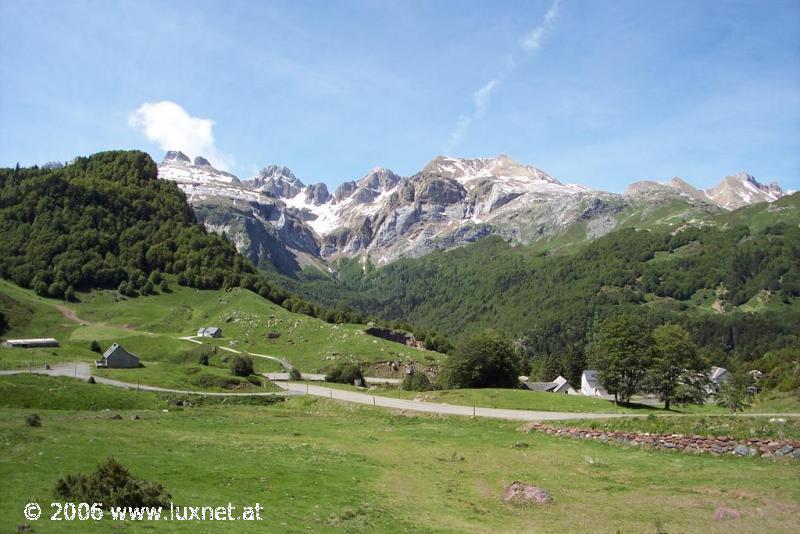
[1,338,59,348]
[95,343,140,369]
[523,375,578,394]
[581,370,609,396]
[197,327,222,338]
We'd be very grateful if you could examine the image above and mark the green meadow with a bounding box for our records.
[1,375,798,533]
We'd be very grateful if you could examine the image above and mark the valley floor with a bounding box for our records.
[1,381,799,533]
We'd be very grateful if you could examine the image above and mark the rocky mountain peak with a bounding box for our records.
[245,164,305,198]
[157,151,240,186]
[304,183,331,206]
[359,167,400,189]
[706,172,784,210]
[163,150,191,164]
[421,155,561,187]
[257,164,301,183]
[668,177,701,195]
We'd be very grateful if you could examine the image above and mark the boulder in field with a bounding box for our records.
[714,507,741,521]
[501,482,552,505]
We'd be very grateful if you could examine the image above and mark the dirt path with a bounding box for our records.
[178,336,293,369]
[56,304,88,325]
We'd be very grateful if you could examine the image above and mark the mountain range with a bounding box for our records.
[157,151,788,275]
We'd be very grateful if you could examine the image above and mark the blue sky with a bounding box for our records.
[1,0,798,192]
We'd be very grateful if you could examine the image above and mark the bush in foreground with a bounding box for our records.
[55,457,170,508]
[325,363,364,385]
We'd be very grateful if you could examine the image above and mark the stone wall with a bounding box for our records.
[521,422,800,460]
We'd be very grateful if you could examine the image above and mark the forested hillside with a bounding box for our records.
[0,151,356,321]
[294,194,800,363]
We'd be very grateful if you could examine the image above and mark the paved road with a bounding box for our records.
[0,363,297,398]
[274,381,642,421]
[265,371,402,385]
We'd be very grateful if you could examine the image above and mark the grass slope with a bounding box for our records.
[0,278,443,383]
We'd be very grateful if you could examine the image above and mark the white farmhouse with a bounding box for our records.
[581,370,609,396]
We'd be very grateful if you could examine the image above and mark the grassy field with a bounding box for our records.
[1,375,798,533]
[545,414,800,441]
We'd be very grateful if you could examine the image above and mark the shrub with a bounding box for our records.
[289,368,302,381]
[159,280,169,293]
[142,281,154,295]
[90,340,102,354]
[87,376,96,384]
[247,375,262,386]
[325,363,364,385]
[197,353,210,366]
[64,285,77,302]
[402,372,433,391]
[440,330,523,389]
[55,457,170,508]
[26,414,41,427]
[230,355,254,377]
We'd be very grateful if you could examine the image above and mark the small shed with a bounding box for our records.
[1,338,59,348]
[96,343,140,369]
[581,370,609,397]
[551,375,579,395]
[197,327,222,338]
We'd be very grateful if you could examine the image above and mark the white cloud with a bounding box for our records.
[446,115,473,152]
[128,101,233,170]
[474,79,500,117]
[521,0,561,52]
[445,79,499,151]
[445,0,563,152]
